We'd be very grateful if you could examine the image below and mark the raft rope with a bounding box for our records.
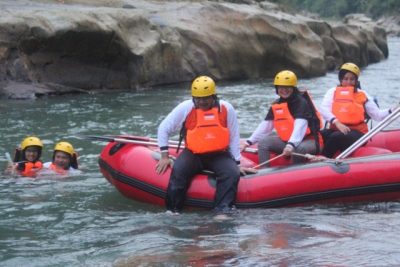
[253,153,285,169]
[292,152,341,164]
[252,152,339,167]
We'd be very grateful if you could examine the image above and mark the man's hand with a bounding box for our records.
[156,157,172,175]
[155,152,173,174]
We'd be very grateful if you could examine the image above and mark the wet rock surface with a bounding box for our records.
[0,0,388,99]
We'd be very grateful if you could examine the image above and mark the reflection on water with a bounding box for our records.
[1,38,400,266]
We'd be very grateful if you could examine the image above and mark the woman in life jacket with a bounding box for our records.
[43,141,79,175]
[241,70,323,166]
[6,136,44,177]
[319,62,394,158]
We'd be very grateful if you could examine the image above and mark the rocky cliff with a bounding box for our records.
[0,0,388,98]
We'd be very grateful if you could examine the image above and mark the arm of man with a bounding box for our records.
[223,100,257,175]
[223,100,241,163]
[156,100,193,174]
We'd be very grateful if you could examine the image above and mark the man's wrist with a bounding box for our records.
[161,150,169,158]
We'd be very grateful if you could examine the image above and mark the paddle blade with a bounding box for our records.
[76,135,115,142]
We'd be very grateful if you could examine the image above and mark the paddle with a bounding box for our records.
[80,135,161,147]
[4,152,16,175]
[80,135,258,153]
[105,134,180,145]
[253,153,284,169]
[5,152,13,164]
[106,134,259,152]
[336,105,400,159]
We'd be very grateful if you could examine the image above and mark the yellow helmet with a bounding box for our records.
[21,136,43,150]
[340,62,360,77]
[273,70,297,87]
[54,141,74,157]
[191,76,216,97]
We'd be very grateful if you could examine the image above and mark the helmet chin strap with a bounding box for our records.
[192,95,217,109]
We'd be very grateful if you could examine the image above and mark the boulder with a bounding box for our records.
[377,15,400,37]
[0,0,389,99]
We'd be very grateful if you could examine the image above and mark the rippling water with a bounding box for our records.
[1,38,400,266]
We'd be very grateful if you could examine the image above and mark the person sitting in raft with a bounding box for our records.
[5,136,44,177]
[241,70,323,167]
[319,62,394,158]
[156,75,255,215]
[43,141,80,175]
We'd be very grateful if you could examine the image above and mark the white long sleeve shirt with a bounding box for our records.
[247,118,309,147]
[320,87,391,123]
[157,99,241,162]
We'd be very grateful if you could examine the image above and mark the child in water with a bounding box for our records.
[6,136,44,177]
[43,141,80,175]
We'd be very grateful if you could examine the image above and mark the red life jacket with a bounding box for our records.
[17,161,43,177]
[332,86,368,133]
[185,105,229,154]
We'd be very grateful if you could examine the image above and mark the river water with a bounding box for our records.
[1,38,400,266]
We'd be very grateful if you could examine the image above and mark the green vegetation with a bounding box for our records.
[268,0,400,18]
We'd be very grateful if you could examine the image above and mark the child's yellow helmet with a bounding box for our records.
[54,141,74,156]
[21,136,43,150]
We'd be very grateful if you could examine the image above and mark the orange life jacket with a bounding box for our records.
[185,105,229,154]
[17,161,43,177]
[49,163,68,175]
[271,102,323,147]
[332,86,368,133]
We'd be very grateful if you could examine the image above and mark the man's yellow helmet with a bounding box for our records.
[54,142,74,157]
[340,62,360,77]
[191,76,216,97]
[21,136,43,150]
[273,70,298,87]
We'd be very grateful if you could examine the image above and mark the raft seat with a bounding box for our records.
[365,130,400,152]
[351,146,392,157]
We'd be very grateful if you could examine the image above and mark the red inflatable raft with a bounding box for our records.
[98,129,400,208]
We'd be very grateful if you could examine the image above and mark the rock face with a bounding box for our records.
[377,15,400,37]
[0,0,388,98]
